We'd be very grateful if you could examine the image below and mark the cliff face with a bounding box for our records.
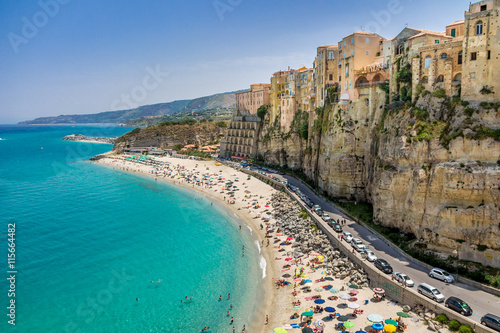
[257,87,500,265]
[113,122,227,153]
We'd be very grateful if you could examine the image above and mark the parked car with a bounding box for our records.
[417,283,445,302]
[374,259,393,274]
[313,204,322,212]
[322,213,331,221]
[306,200,314,208]
[351,238,366,252]
[429,268,455,283]
[481,314,500,332]
[342,231,353,243]
[445,296,472,316]
[333,224,343,233]
[392,272,414,287]
[361,248,377,262]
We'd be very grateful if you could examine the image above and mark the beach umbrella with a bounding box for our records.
[266,211,272,215]
[350,290,359,295]
[368,314,384,323]
[274,327,288,333]
[330,288,339,293]
[276,233,283,236]
[349,284,359,289]
[302,311,314,317]
[292,306,301,309]
[372,323,384,330]
[280,242,287,246]
[383,324,397,333]
[339,294,351,300]
[325,307,336,312]
[325,277,334,281]
[301,274,309,277]
[304,279,312,283]
[344,321,355,328]
[314,299,325,304]
[337,315,350,322]
[348,303,360,309]
[286,237,293,241]
[317,255,324,260]
[314,319,325,329]
[282,274,291,278]
[301,327,313,333]
[285,258,293,261]
[397,312,410,318]
[384,319,398,326]
[355,331,367,333]
[314,287,324,292]
[373,288,385,294]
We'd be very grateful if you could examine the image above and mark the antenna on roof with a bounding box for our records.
[405,22,408,27]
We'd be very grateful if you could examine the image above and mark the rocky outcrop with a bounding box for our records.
[62,134,116,144]
[257,88,500,266]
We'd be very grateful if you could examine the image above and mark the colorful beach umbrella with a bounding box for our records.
[368,314,384,323]
[325,307,336,312]
[274,327,288,333]
[349,284,359,289]
[344,321,355,328]
[286,237,293,240]
[314,299,325,304]
[285,258,293,261]
[373,288,385,294]
[384,319,397,326]
[348,303,360,309]
[372,323,384,330]
[339,294,351,300]
[330,288,339,293]
[355,331,367,333]
[350,290,359,295]
[314,287,324,292]
[397,312,410,318]
[314,319,325,329]
[384,324,397,333]
[302,311,314,317]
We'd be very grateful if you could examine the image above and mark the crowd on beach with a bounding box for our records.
[96,155,431,333]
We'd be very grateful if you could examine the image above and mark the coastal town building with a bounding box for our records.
[314,45,339,107]
[219,110,261,159]
[235,83,271,115]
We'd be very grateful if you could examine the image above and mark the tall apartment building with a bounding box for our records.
[314,45,339,108]
[461,0,500,101]
[337,31,386,104]
[235,83,271,115]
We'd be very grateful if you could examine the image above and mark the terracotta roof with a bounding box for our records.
[250,83,270,86]
[408,31,450,40]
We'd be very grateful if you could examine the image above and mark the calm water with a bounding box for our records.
[0,125,261,333]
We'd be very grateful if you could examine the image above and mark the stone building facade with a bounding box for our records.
[235,83,270,115]
[219,111,261,159]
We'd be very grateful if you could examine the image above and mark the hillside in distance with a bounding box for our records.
[19,91,238,125]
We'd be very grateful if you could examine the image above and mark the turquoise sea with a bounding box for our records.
[0,125,262,333]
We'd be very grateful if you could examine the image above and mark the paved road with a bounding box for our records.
[274,173,500,324]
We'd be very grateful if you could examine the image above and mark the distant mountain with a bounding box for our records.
[19,91,239,125]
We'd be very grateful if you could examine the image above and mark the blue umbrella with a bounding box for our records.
[325,307,336,312]
[304,279,312,283]
[372,323,384,330]
[355,331,367,333]
[314,299,325,304]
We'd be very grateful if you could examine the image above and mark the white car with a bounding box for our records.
[322,213,331,222]
[392,272,414,287]
[429,268,455,283]
[351,238,366,252]
[362,248,377,262]
[342,231,353,243]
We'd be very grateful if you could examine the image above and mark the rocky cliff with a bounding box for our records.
[112,121,227,153]
[257,87,500,266]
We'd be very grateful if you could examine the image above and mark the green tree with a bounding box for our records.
[300,122,309,140]
[173,143,183,151]
[257,105,268,119]
[215,121,227,128]
[396,68,412,84]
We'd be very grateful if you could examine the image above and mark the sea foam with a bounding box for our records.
[259,255,267,278]
[254,240,261,253]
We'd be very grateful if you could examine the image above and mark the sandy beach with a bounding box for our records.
[94,153,446,333]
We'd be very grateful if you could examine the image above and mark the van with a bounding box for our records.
[417,283,445,303]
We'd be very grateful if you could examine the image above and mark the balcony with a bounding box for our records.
[355,63,389,75]
[355,82,381,88]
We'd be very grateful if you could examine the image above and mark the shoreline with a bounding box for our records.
[93,153,279,333]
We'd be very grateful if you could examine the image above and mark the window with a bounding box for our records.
[471,52,477,61]
[435,40,440,44]
[344,53,346,59]
[476,21,483,35]
[328,51,334,60]
[487,50,491,60]
[366,50,369,56]
[344,41,346,47]
[345,64,349,77]
[470,72,475,79]
[351,50,354,57]
[481,4,487,11]
[458,51,463,64]
[351,37,354,44]
[329,74,333,81]
[365,99,369,106]
[451,29,456,37]
[366,38,370,44]
[424,56,432,68]
[339,76,342,82]
[440,53,448,59]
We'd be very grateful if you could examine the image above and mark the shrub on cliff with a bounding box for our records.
[448,320,461,331]
[257,105,268,119]
[435,314,449,325]
[458,324,472,333]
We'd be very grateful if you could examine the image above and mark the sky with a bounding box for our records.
[0,0,469,123]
